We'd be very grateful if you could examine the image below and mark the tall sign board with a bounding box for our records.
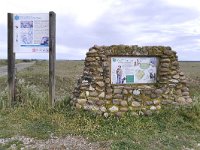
[7,12,56,107]
[13,13,49,53]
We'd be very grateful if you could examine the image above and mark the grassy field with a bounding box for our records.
[0,61,200,149]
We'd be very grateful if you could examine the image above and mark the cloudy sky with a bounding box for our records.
[0,0,200,60]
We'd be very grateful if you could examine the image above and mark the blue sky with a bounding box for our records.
[0,0,200,60]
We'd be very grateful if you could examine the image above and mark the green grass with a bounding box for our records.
[0,61,200,149]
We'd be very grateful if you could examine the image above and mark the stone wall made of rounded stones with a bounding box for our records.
[71,45,192,117]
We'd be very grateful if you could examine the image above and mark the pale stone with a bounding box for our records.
[160,58,170,63]
[132,101,141,107]
[96,81,105,87]
[176,97,186,103]
[179,72,184,76]
[120,107,128,112]
[112,99,120,105]
[100,106,107,112]
[89,85,95,91]
[161,63,170,68]
[182,92,189,96]
[114,89,122,94]
[113,94,123,99]
[182,87,189,92]
[150,106,157,110]
[105,94,112,99]
[133,89,140,95]
[91,106,99,111]
[96,100,105,106]
[153,100,160,105]
[186,98,192,103]
[123,89,128,95]
[146,101,153,105]
[104,112,109,118]
[99,92,105,98]
[88,49,97,53]
[171,71,177,75]
[173,75,180,79]
[109,106,119,112]
[169,79,179,83]
[131,112,139,116]
[76,103,82,109]
[156,105,161,109]
[79,92,85,98]
[89,91,99,97]
[77,99,87,105]
[86,91,89,97]
[175,89,182,96]
[97,68,103,72]
[155,89,163,95]
[120,100,128,107]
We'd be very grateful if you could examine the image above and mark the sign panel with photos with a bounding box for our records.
[13,13,49,53]
[111,57,158,84]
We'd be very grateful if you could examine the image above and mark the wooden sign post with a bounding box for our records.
[7,13,15,107]
[7,12,56,107]
[49,11,56,107]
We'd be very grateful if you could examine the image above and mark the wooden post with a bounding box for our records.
[7,13,16,107]
[49,11,56,107]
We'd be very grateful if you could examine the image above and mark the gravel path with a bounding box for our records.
[0,135,110,150]
[0,62,35,77]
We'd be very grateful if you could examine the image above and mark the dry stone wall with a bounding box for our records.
[71,45,192,117]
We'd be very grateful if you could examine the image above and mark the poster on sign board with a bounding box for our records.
[111,57,158,84]
[13,13,49,53]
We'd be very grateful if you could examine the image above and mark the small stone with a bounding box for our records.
[133,89,140,95]
[99,92,105,98]
[132,101,141,107]
[89,91,99,97]
[121,100,128,106]
[100,106,107,112]
[89,85,95,91]
[88,49,97,53]
[77,99,87,105]
[123,89,128,95]
[150,93,157,99]
[182,87,189,92]
[156,105,161,109]
[104,112,109,118]
[115,112,123,117]
[179,72,184,76]
[79,92,85,98]
[146,101,153,105]
[175,89,182,96]
[109,106,119,112]
[161,63,170,68]
[160,58,170,63]
[182,92,189,96]
[114,94,123,99]
[114,88,122,94]
[131,112,139,116]
[169,79,179,83]
[112,99,120,105]
[96,100,105,106]
[97,68,103,72]
[86,91,89,97]
[120,107,128,112]
[96,81,105,87]
[171,71,177,75]
[160,68,170,72]
[155,89,163,95]
[150,106,157,110]
[76,103,82,109]
[153,100,160,105]
[144,110,152,116]
[173,75,180,79]
[186,98,192,103]
[105,94,112,99]
[176,97,186,104]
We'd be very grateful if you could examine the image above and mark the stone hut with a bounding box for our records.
[71,45,192,117]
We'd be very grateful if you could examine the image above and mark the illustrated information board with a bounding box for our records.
[111,57,158,84]
[13,13,49,53]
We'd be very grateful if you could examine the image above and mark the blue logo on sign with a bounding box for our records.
[15,15,19,20]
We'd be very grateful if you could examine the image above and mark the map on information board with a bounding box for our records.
[13,13,49,53]
[111,57,158,84]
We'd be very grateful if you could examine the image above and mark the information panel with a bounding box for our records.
[111,57,158,84]
[13,13,49,53]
